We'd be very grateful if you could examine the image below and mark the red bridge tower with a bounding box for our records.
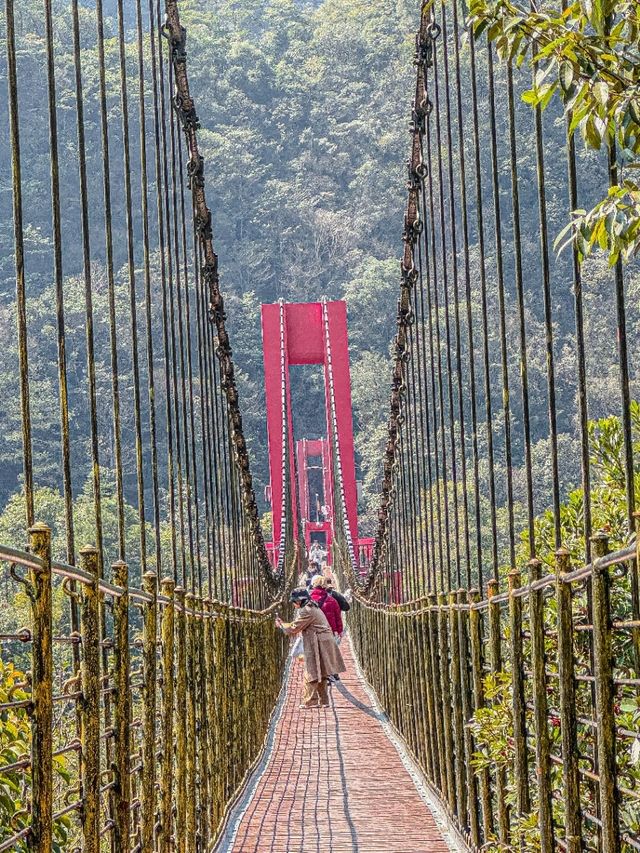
[261,301,360,566]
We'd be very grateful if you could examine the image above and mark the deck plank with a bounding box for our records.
[223,642,454,852]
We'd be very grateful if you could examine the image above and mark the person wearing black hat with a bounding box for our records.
[276,587,346,708]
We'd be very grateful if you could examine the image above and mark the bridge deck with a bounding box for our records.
[221,642,454,853]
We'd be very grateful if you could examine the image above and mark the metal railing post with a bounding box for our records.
[458,589,479,846]
[438,591,456,814]
[428,593,447,800]
[197,598,209,850]
[79,544,101,853]
[204,598,216,837]
[508,569,530,834]
[555,548,581,852]
[591,532,620,853]
[488,578,509,843]
[449,590,466,827]
[469,588,492,840]
[141,571,158,851]
[213,610,227,824]
[185,591,197,853]
[28,521,53,851]
[159,577,175,853]
[528,558,554,852]
[175,586,187,851]
[112,560,131,850]
[417,608,437,784]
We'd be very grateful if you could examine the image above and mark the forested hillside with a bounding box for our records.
[177,0,416,526]
[0,0,414,535]
[0,0,638,545]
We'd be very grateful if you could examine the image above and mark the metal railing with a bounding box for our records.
[350,532,640,850]
[0,0,295,847]
[0,529,291,852]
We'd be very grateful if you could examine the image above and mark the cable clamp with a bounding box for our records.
[195,208,213,243]
[173,92,200,133]
[187,153,205,189]
[403,214,423,244]
[417,35,434,67]
[401,265,418,288]
[162,19,188,64]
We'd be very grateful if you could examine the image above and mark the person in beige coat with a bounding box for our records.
[276,588,346,708]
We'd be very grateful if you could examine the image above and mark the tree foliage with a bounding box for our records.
[0,0,638,547]
[0,658,72,851]
[468,0,640,264]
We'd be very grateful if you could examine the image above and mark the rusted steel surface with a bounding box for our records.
[28,523,53,850]
[79,545,101,853]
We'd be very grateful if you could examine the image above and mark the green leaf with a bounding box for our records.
[568,102,589,136]
[583,114,603,149]
[597,219,609,250]
[559,60,574,93]
[473,19,489,39]
[539,81,558,110]
[507,33,524,62]
[487,21,503,42]
[593,80,609,107]
[588,0,606,34]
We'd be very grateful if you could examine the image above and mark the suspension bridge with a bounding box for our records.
[0,0,638,851]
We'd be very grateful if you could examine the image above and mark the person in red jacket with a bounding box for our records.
[309,575,343,637]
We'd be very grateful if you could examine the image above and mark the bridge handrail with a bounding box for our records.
[0,523,290,852]
[350,530,640,849]
[349,538,638,614]
[0,542,290,620]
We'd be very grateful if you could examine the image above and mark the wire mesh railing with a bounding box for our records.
[350,533,640,850]
[0,0,296,848]
[0,531,290,852]
[340,0,640,850]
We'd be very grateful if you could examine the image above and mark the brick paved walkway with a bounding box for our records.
[222,642,454,853]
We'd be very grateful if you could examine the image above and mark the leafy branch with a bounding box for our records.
[467,0,640,264]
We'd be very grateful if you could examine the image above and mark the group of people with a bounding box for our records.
[275,560,351,709]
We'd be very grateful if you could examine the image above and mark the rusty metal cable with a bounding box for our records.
[150,0,179,583]
[5,0,33,529]
[136,0,163,584]
[116,0,148,578]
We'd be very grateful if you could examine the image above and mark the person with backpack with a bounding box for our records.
[309,575,343,637]
[309,575,345,683]
[326,579,350,613]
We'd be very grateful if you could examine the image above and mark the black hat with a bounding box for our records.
[289,587,310,605]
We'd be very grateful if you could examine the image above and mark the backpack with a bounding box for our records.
[329,589,350,612]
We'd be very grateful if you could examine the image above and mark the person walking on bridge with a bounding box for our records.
[300,560,320,589]
[276,588,346,709]
[310,575,343,638]
[326,578,350,615]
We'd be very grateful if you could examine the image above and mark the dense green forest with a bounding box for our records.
[0,0,638,550]
[0,0,414,538]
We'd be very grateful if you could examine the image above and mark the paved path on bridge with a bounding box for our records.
[221,642,456,853]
